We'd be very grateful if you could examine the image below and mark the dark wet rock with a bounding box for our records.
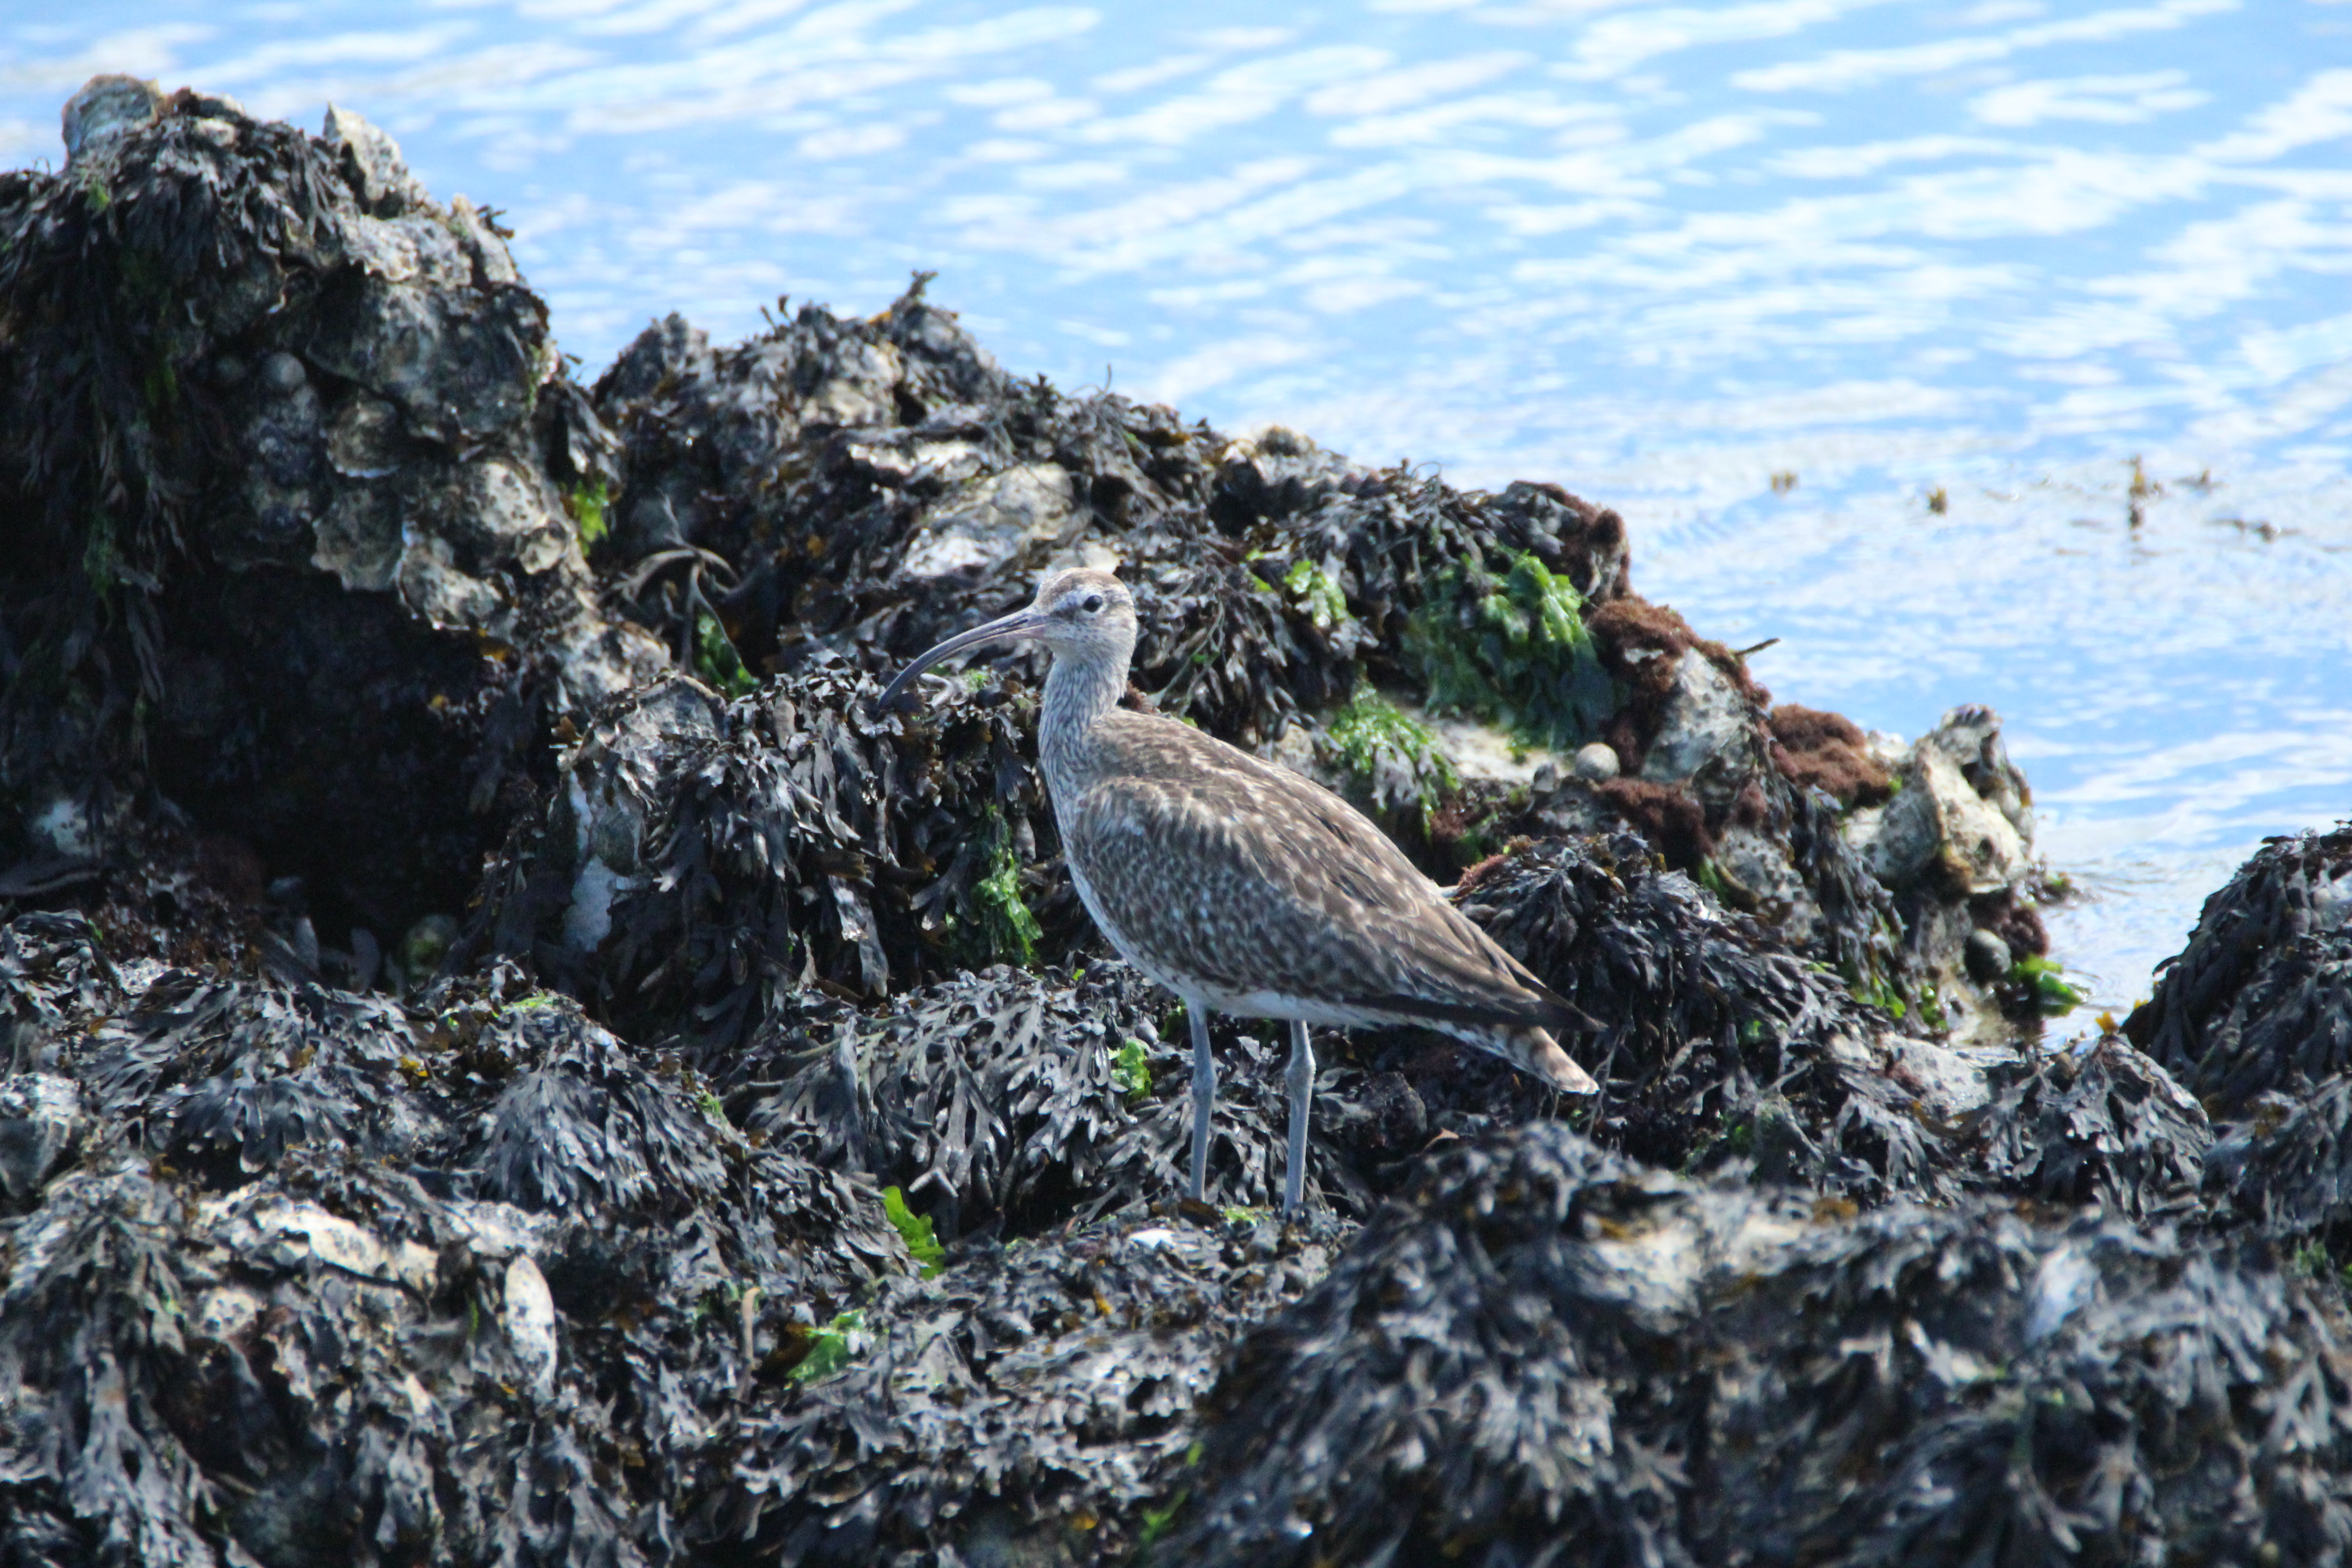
[1964,925,2012,981]
[2127,823,2352,1115]
[1171,1122,2352,1568]
[61,74,163,163]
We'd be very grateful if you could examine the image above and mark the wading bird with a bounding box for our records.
[878,568,1599,1215]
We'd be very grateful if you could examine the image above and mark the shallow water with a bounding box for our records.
[6,0,2347,1011]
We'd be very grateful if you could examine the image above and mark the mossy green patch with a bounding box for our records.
[882,1187,945,1277]
[1282,558,1348,630]
[1327,689,1459,826]
[789,1308,870,1382]
[1404,549,1615,752]
[564,478,611,549]
[970,808,1044,967]
[1849,972,1908,1020]
[693,609,756,698]
[1113,1038,1152,1102]
[1139,1491,1189,1546]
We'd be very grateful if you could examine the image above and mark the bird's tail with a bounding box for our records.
[1490,1025,1600,1094]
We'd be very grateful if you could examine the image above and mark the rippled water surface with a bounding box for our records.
[6,0,2348,1009]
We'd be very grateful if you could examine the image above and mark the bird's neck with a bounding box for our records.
[1039,645,1128,765]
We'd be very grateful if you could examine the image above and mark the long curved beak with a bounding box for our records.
[874,605,1052,712]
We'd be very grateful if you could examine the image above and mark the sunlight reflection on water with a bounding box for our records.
[5,0,2347,1006]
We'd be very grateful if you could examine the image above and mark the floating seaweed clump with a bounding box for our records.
[1171,1122,2352,1568]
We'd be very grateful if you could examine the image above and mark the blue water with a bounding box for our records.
[6,0,2348,1010]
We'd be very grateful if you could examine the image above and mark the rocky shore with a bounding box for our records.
[2,78,2348,1568]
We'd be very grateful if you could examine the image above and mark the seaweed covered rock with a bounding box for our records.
[2127,823,2352,1114]
[2131,824,2352,1259]
[1960,1033,2210,1220]
[1843,704,2054,1015]
[722,957,1579,1234]
[1453,832,1995,1202]
[711,1210,1348,1566]
[0,79,664,954]
[469,659,1064,1033]
[732,961,1175,1236]
[1172,1121,2352,1567]
[7,74,2298,1568]
[0,918,918,1567]
[585,283,2030,1013]
[2210,1076,2352,1263]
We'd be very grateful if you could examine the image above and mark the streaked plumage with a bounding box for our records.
[879,567,1598,1214]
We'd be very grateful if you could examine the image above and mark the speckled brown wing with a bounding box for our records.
[1059,713,1565,1028]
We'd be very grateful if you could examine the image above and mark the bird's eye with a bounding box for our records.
[1080,593,1104,614]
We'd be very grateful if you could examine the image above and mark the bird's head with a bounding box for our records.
[877,567,1137,711]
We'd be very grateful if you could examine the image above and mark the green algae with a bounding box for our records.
[971,808,1044,967]
[882,1187,946,1277]
[1281,557,1348,630]
[2011,954,2084,1014]
[1112,1038,1152,1103]
[564,477,611,549]
[789,1308,872,1382]
[692,609,756,698]
[1327,688,1459,826]
[1404,548,1615,752]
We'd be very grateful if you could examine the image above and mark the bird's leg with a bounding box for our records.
[1188,1003,1215,1202]
[1284,1019,1314,1217]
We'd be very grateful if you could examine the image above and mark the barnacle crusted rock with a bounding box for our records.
[0,83,664,950]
